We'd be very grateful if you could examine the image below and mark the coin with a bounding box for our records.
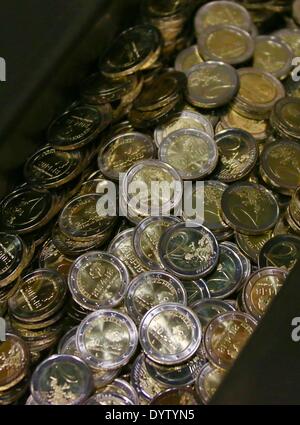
[150,388,200,405]
[186,61,239,109]
[24,146,84,189]
[220,108,268,141]
[235,230,273,263]
[39,238,73,277]
[194,1,252,35]
[100,378,139,405]
[133,216,181,269]
[214,129,259,183]
[204,311,257,370]
[108,229,148,278]
[191,298,236,329]
[59,194,117,241]
[8,269,67,323]
[198,24,254,66]
[98,132,156,181]
[260,141,300,195]
[30,354,93,405]
[133,71,186,112]
[154,110,214,147]
[0,375,30,405]
[221,183,280,235]
[222,241,251,287]
[175,45,204,73]
[0,333,30,392]
[159,222,219,280]
[159,129,218,180]
[290,187,300,225]
[130,353,166,402]
[100,25,162,78]
[0,233,26,288]
[145,349,206,388]
[182,279,211,306]
[205,243,244,299]
[48,104,112,151]
[139,303,201,365]
[243,267,287,320]
[253,36,293,80]
[68,251,129,311]
[0,186,54,234]
[122,160,183,218]
[183,180,229,234]
[273,28,300,57]
[80,72,138,105]
[195,362,226,404]
[270,97,300,141]
[232,68,285,119]
[76,310,138,370]
[126,270,187,323]
[85,392,134,405]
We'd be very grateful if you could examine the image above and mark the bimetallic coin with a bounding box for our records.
[133,71,186,112]
[0,333,30,391]
[59,194,117,241]
[8,269,67,323]
[273,28,300,57]
[48,104,111,151]
[159,129,218,180]
[191,298,236,329]
[133,216,181,269]
[0,186,54,234]
[260,141,300,195]
[183,181,229,234]
[186,62,239,109]
[259,235,300,271]
[24,146,84,189]
[232,68,285,120]
[204,311,257,370]
[182,279,210,306]
[85,392,134,405]
[145,349,206,388]
[100,25,162,78]
[243,268,288,320]
[205,244,244,299]
[175,45,204,73]
[253,36,293,80]
[98,132,156,181]
[222,241,251,288]
[195,1,252,35]
[154,110,214,147]
[195,363,226,405]
[270,97,300,141]
[100,378,139,405]
[108,229,147,278]
[130,353,166,402]
[235,230,273,263]
[31,355,93,405]
[122,160,183,217]
[69,252,129,311]
[80,72,138,105]
[198,25,254,66]
[126,270,187,323]
[150,388,200,405]
[39,238,73,277]
[221,108,267,141]
[159,222,219,280]
[215,129,259,183]
[0,233,25,288]
[76,310,138,370]
[139,303,201,365]
[221,183,280,235]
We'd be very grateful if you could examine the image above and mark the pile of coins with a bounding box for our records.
[1,0,300,406]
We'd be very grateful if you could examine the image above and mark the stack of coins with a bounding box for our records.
[142,0,193,57]
[0,333,31,405]
[1,1,300,406]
